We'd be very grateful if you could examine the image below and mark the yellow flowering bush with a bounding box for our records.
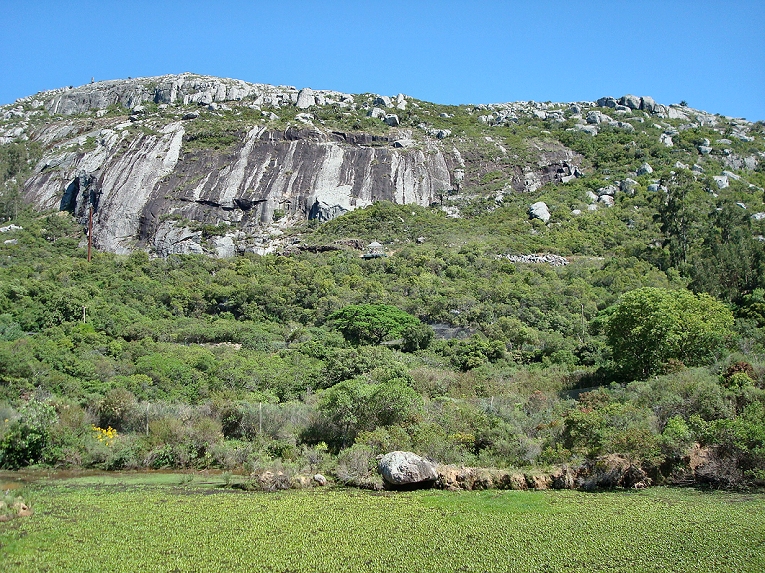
[92,425,118,447]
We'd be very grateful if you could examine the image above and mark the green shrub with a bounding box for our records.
[334,444,381,489]
[401,323,434,352]
[328,304,420,345]
[601,287,734,379]
[659,416,694,459]
[0,400,57,469]
[97,388,137,431]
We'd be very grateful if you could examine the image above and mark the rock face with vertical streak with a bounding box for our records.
[23,122,453,254]
[11,74,587,256]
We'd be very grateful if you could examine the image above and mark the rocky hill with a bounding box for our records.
[2,74,765,488]
[1,73,763,257]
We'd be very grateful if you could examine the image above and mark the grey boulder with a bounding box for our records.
[713,176,729,189]
[619,95,642,110]
[296,88,315,109]
[586,110,612,125]
[597,184,619,197]
[621,178,638,192]
[598,195,615,207]
[640,96,657,112]
[378,451,438,486]
[529,201,551,223]
[596,96,618,108]
[384,114,400,127]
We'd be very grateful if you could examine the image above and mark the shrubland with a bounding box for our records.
[0,94,764,489]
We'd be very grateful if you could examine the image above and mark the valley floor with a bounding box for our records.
[1,472,764,572]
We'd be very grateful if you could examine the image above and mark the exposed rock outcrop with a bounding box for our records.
[576,455,651,490]
[499,253,569,266]
[14,75,589,256]
[38,74,355,116]
[431,458,649,492]
[23,123,453,254]
[33,76,765,257]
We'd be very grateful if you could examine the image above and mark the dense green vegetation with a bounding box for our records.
[0,202,763,486]
[1,92,764,489]
[1,475,764,572]
[600,287,734,379]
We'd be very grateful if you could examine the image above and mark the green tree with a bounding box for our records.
[401,322,434,352]
[601,287,734,379]
[318,378,373,448]
[0,314,23,341]
[367,380,423,427]
[328,304,420,345]
[451,336,506,371]
[655,171,709,270]
[318,378,423,449]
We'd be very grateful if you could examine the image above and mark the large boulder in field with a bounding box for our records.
[378,451,438,486]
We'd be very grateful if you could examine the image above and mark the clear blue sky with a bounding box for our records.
[1,0,763,120]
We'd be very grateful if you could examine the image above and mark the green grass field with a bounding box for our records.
[1,473,764,572]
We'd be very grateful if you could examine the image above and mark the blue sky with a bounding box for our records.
[1,0,763,120]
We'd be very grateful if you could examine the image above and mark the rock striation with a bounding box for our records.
[23,122,453,255]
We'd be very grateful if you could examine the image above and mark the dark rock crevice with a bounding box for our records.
[60,170,102,223]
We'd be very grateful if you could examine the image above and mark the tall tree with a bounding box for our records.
[655,170,710,271]
[601,287,734,379]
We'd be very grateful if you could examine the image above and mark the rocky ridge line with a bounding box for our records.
[2,76,762,257]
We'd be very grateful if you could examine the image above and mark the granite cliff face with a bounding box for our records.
[23,121,454,255]
[4,74,590,255]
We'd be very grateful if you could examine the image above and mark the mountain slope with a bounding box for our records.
[1,74,765,287]
[0,74,599,254]
[1,76,765,485]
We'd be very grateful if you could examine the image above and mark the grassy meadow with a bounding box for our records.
[1,473,764,572]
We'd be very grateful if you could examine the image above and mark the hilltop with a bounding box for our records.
[1,73,762,257]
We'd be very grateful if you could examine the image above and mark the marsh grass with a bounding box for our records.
[1,475,763,572]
